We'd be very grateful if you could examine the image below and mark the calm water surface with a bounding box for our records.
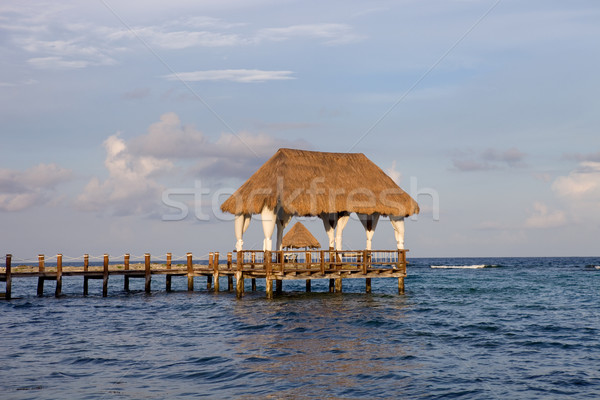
[1,257,600,399]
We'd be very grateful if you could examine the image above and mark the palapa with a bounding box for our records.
[220,148,419,217]
[282,222,321,249]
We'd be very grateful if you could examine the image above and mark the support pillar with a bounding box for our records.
[37,254,45,297]
[102,254,109,297]
[144,253,151,293]
[335,278,342,293]
[398,277,405,295]
[166,253,172,292]
[4,254,11,300]
[306,279,311,292]
[213,252,220,292]
[366,278,372,293]
[187,253,194,291]
[124,253,130,291]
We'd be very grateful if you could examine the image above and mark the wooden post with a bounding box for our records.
[166,253,172,292]
[306,279,311,292]
[401,250,407,274]
[37,254,45,296]
[103,254,109,297]
[251,279,257,291]
[213,252,220,292]
[83,254,89,295]
[398,277,405,295]
[55,254,62,298]
[144,253,151,293]
[362,250,368,274]
[366,278,372,293]
[320,250,325,275]
[236,250,244,298]
[207,253,214,290]
[4,254,11,300]
[227,252,233,291]
[265,250,273,299]
[187,253,194,291]
[329,279,335,293]
[335,277,342,293]
[124,253,130,291]
[276,279,282,294]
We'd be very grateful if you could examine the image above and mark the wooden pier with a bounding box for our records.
[0,250,407,299]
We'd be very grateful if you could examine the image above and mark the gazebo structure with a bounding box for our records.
[282,222,321,250]
[221,148,419,252]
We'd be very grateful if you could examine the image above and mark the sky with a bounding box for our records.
[1,0,599,260]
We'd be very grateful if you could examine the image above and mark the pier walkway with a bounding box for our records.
[1,250,407,299]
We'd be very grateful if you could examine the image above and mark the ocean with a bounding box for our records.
[1,257,600,399]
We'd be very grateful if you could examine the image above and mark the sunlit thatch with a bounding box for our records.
[282,222,321,249]
[220,148,419,217]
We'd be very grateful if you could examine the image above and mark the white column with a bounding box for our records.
[261,207,277,251]
[275,210,292,251]
[358,213,380,250]
[234,214,251,251]
[335,213,350,251]
[320,213,338,249]
[390,215,405,250]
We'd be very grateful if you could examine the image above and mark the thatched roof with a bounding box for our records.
[220,148,419,217]
[282,222,321,249]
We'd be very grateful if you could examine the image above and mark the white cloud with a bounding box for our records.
[552,161,600,200]
[166,69,296,83]
[0,163,72,212]
[524,202,566,229]
[75,134,172,215]
[551,161,600,223]
[129,112,310,178]
[256,23,364,45]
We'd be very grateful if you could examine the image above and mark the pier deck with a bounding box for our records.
[0,250,407,299]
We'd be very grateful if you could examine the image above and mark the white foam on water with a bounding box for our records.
[431,264,487,269]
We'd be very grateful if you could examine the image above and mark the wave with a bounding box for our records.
[430,264,495,269]
[584,265,600,269]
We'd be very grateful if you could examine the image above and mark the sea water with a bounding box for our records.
[1,257,600,399]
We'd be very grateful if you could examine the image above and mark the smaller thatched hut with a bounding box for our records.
[282,222,321,250]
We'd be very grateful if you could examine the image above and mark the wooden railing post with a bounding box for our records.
[103,254,109,297]
[166,253,172,292]
[320,250,325,275]
[207,253,213,290]
[37,254,45,296]
[236,251,244,298]
[144,253,151,293]
[124,253,130,291]
[265,250,273,299]
[213,252,220,292]
[4,254,11,300]
[362,250,368,274]
[55,254,62,298]
[187,253,194,291]
[83,254,89,295]
[227,252,233,291]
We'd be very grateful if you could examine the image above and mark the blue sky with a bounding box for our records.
[1,0,599,260]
